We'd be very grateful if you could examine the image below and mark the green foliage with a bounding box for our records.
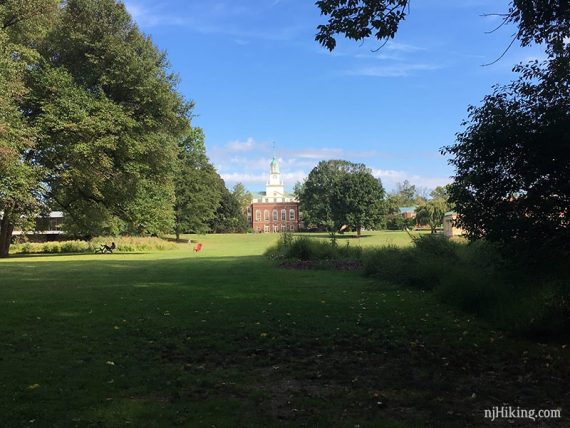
[315,0,409,51]
[298,160,385,234]
[174,128,223,237]
[363,235,570,338]
[231,182,252,214]
[391,180,418,207]
[315,1,569,55]
[415,200,447,233]
[443,47,570,256]
[266,233,362,261]
[23,0,191,238]
[11,237,177,254]
[385,214,415,231]
[0,3,54,257]
[209,186,248,233]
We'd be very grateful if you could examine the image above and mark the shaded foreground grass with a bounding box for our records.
[0,232,568,427]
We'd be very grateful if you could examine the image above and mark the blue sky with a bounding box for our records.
[124,0,545,192]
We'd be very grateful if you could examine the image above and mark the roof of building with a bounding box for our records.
[251,191,296,199]
[399,206,417,214]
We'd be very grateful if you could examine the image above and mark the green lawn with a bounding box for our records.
[0,232,568,427]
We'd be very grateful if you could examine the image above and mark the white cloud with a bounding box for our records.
[124,0,305,41]
[384,41,426,52]
[371,168,451,189]
[293,148,344,159]
[221,171,307,186]
[212,138,449,192]
[124,1,185,27]
[226,137,256,152]
[344,63,442,77]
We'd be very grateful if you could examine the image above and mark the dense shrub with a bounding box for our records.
[265,233,362,261]
[272,233,569,339]
[363,234,570,339]
[11,237,178,254]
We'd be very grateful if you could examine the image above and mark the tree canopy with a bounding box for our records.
[0,0,58,257]
[174,128,223,239]
[316,0,570,53]
[0,0,197,256]
[443,48,570,253]
[297,160,385,234]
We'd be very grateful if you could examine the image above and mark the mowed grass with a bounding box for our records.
[0,232,568,427]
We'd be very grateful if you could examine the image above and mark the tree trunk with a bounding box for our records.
[175,229,180,242]
[357,226,361,237]
[0,209,14,258]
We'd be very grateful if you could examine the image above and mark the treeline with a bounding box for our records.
[295,161,451,234]
[0,0,247,257]
[313,1,570,262]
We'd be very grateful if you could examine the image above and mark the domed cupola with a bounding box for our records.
[270,156,280,174]
[266,145,284,198]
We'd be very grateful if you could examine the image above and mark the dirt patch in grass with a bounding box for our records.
[280,259,363,271]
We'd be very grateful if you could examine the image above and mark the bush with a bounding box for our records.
[363,234,570,339]
[11,237,178,254]
[265,233,362,262]
[91,236,178,252]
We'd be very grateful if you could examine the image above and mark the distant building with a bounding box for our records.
[11,211,65,241]
[443,211,464,238]
[399,206,417,219]
[248,155,300,233]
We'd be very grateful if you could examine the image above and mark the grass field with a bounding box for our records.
[1,232,568,427]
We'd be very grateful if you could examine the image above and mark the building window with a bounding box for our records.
[273,225,279,233]
[281,209,286,221]
[289,225,295,231]
[256,210,261,221]
[273,210,278,221]
[289,209,295,221]
[281,225,286,232]
[264,225,269,232]
[264,210,269,222]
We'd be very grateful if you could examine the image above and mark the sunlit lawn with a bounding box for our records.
[0,231,568,427]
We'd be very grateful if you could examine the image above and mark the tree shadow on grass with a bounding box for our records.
[6,252,152,259]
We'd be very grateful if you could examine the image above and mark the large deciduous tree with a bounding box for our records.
[415,200,447,234]
[0,0,58,258]
[298,160,385,235]
[26,0,191,236]
[315,1,570,53]
[174,128,222,239]
[443,49,570,254]
[209,185,249,234]
[231,183,253,215]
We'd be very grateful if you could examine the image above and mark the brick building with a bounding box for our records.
[248,155,300,233]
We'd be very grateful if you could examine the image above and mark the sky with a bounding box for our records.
[124,0,546,193]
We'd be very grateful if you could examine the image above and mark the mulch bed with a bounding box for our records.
[280,259,363,271]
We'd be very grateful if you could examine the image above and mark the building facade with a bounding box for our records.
[248,156,300,233]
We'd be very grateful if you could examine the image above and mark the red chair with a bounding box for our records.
[193,243,203,253]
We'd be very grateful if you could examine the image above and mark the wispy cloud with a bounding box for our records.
[371,168,451,189]
[220,171,307,186]
[344,63,443,77]
[226,137,256,152]
[211,137,449,191]
[293,148,344,159]
[384,41,426,52]
[124,0,305,42]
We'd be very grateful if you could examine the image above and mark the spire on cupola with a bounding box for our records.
[266,142,284,197]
